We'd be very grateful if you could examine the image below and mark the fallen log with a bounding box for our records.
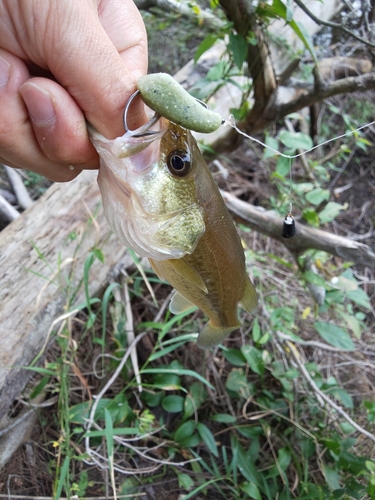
[0,170,132,421]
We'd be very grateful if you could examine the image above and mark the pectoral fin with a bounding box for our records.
[240,276,258,313]
[197,323,239,350]
[169,290,196,314]
[169,259,208,294]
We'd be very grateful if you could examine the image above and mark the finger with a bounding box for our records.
[40,0,148,137]
[0,50,82,182]
[20,78,98,167]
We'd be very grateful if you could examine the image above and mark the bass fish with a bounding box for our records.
[89,117,257,349]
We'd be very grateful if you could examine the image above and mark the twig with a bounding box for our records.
[286,340,375,443]
[293,0,375,49]
[4,165,34,209]
[85,332,148,434]
[0,193,20,221]
[122,275,142,393]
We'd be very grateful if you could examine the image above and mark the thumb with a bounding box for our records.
[42,1,148,137]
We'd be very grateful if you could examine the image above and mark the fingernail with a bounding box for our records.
[20,83,55,126]
[0,56,10,89]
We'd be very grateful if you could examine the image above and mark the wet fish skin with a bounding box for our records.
[89,120,257,349]
[149,124,257,348]
[89,119,205,261]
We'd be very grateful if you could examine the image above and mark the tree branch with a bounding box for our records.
[275,71,375,123]
[218,0,278,130]
[221,190,375,268]
[293,0,375,49]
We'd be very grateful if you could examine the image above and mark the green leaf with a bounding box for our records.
[226,368,252,398]
[252,318,261,343]
[278,447,291,470]
[150,372,181,390]
[194,34,219,63]
[303,270,326,286]
[263,135,279,159]
[29,376,50,399]
[141,390,164,407]
[184,382,207,419]
[347,287,371,309]
[54,455,70,500]
[142,368,214,390]
[278,130,313,150]
[305,188,330,205]
[268,0,317,62]
[340,312,361,339]
[313,321,355,351]
[177,472,195,490]
[149,341,188,362]
[275,155,291,177]
[206,60,227,81]
[161,395,184,413]
[228,32,248,69]
[302,208,319,227]
[237,445,262,486]
[174,421,196,443]
[223,348,246,366]
[104,408,114,458]
[319,202,345,223]
[326,387,353,408]
[85,427,139,438]
[241,345,265,375]
[323,464,341,490]
[241,482,262,500]
[197,423,218,457]
[211,413,237,423]
[93,248,105,263]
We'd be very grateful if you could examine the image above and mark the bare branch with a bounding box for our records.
[293,0,375,49]
[275,71,375,122]
[221,190,375,268]
[4,165,34,210]
[0,193,20,221]
[286,340,375,443]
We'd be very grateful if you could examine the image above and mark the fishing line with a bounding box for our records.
[223,115,375,159]
[223,116,375,238]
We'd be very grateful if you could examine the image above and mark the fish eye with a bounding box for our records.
[167,149,191,177]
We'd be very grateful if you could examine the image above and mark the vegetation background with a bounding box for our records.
[0,1,375,499]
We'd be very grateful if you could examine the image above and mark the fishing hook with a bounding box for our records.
[123,90,216,137]
[123,90,161,137]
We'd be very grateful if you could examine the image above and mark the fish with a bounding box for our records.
[89,117,257,349]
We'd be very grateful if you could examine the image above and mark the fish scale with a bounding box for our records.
[89,118,257,349]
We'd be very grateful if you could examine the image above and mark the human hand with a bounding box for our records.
[0,0,147,182]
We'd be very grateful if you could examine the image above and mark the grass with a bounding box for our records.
[6,213,374,499]
[1,44,375,498]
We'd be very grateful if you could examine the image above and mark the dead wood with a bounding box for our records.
[4,166,34,210]
[221,190,375,268]
[0,171,132,421]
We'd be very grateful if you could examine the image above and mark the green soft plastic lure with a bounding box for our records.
[137,73,222,134]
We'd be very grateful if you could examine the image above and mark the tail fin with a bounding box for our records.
[197,322,239,350]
